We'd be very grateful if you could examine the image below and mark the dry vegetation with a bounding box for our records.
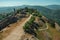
[47,23,60,40]
[36,30,46,40]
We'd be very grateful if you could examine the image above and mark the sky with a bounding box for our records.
[0,0,60,7]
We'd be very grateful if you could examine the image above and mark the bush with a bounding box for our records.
[32,12,42,18]
[23,16,35,32]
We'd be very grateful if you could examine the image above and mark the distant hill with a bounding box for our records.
[0,5,60,25]
[0,6,25,14]
[45,5,60,10]
[0,7,13,14]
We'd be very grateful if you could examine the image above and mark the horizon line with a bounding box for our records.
[0,4,60,7]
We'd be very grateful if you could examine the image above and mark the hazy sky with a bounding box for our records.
[0,0,60,7]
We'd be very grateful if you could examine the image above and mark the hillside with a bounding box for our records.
[0,7,60,40]
[45,5,60,10]
[0,5,60,25]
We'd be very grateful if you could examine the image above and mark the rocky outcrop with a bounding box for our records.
[55,22,60,31]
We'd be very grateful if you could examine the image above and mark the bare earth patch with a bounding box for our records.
[1,18,26,39]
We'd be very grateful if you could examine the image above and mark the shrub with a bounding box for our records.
[23,16,35,32]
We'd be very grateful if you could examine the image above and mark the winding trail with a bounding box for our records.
[38,22,48,31]
[3,15,32,40]
[38,22,50,40]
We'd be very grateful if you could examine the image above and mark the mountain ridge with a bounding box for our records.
[45,5,60,10]
[0,5,60,25]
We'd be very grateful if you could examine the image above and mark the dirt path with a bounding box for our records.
[0,18,26,39]
[3,15,32,40]
[38,22,48,31]
[37,22,51,40]
[20,33,39,40]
